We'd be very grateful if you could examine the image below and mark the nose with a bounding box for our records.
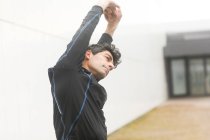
[108,62,115,70]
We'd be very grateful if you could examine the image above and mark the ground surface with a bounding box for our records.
[108,97,210,140]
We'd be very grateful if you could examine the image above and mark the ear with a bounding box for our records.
[85,50,93,60]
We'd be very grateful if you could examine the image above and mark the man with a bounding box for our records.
[48,0,122,139]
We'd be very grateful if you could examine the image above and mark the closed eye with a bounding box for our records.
[105,56,110,61]
[104,55,112,62]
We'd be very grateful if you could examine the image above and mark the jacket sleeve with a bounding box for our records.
[97,33,113,45]
[54,6,103,69]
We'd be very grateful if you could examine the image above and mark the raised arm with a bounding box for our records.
[55,0,119,69]
[104,4,122,36]
[98,2,122,45]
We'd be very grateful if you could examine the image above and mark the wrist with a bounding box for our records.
[105,27,117,37]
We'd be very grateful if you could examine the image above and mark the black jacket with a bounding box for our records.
[48,6,113,140]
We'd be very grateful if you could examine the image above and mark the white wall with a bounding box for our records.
[0,0,168,139]
[0,20,66,140]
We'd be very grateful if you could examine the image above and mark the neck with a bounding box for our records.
[82,61,89,71]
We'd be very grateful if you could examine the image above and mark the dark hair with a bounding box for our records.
[87,43,121,67]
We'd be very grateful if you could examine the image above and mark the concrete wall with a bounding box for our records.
[0,0,167,139]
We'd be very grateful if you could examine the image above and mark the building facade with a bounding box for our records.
[164,31,210,97]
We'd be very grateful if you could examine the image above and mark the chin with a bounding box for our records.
[94,70,107,80]
[96,74,106,81]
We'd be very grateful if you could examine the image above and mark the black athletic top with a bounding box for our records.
[48,6,113,140]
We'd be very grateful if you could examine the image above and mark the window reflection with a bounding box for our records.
[189,59,205,95]
[206,59,210,95]
[171,59,186,95]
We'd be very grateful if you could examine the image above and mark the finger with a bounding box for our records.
[115,7,122,17]
[104,7,112,14]
[104,11,111,20]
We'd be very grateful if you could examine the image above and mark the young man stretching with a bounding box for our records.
[48,0,122,139]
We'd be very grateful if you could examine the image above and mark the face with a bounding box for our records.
[84,50,115,80]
